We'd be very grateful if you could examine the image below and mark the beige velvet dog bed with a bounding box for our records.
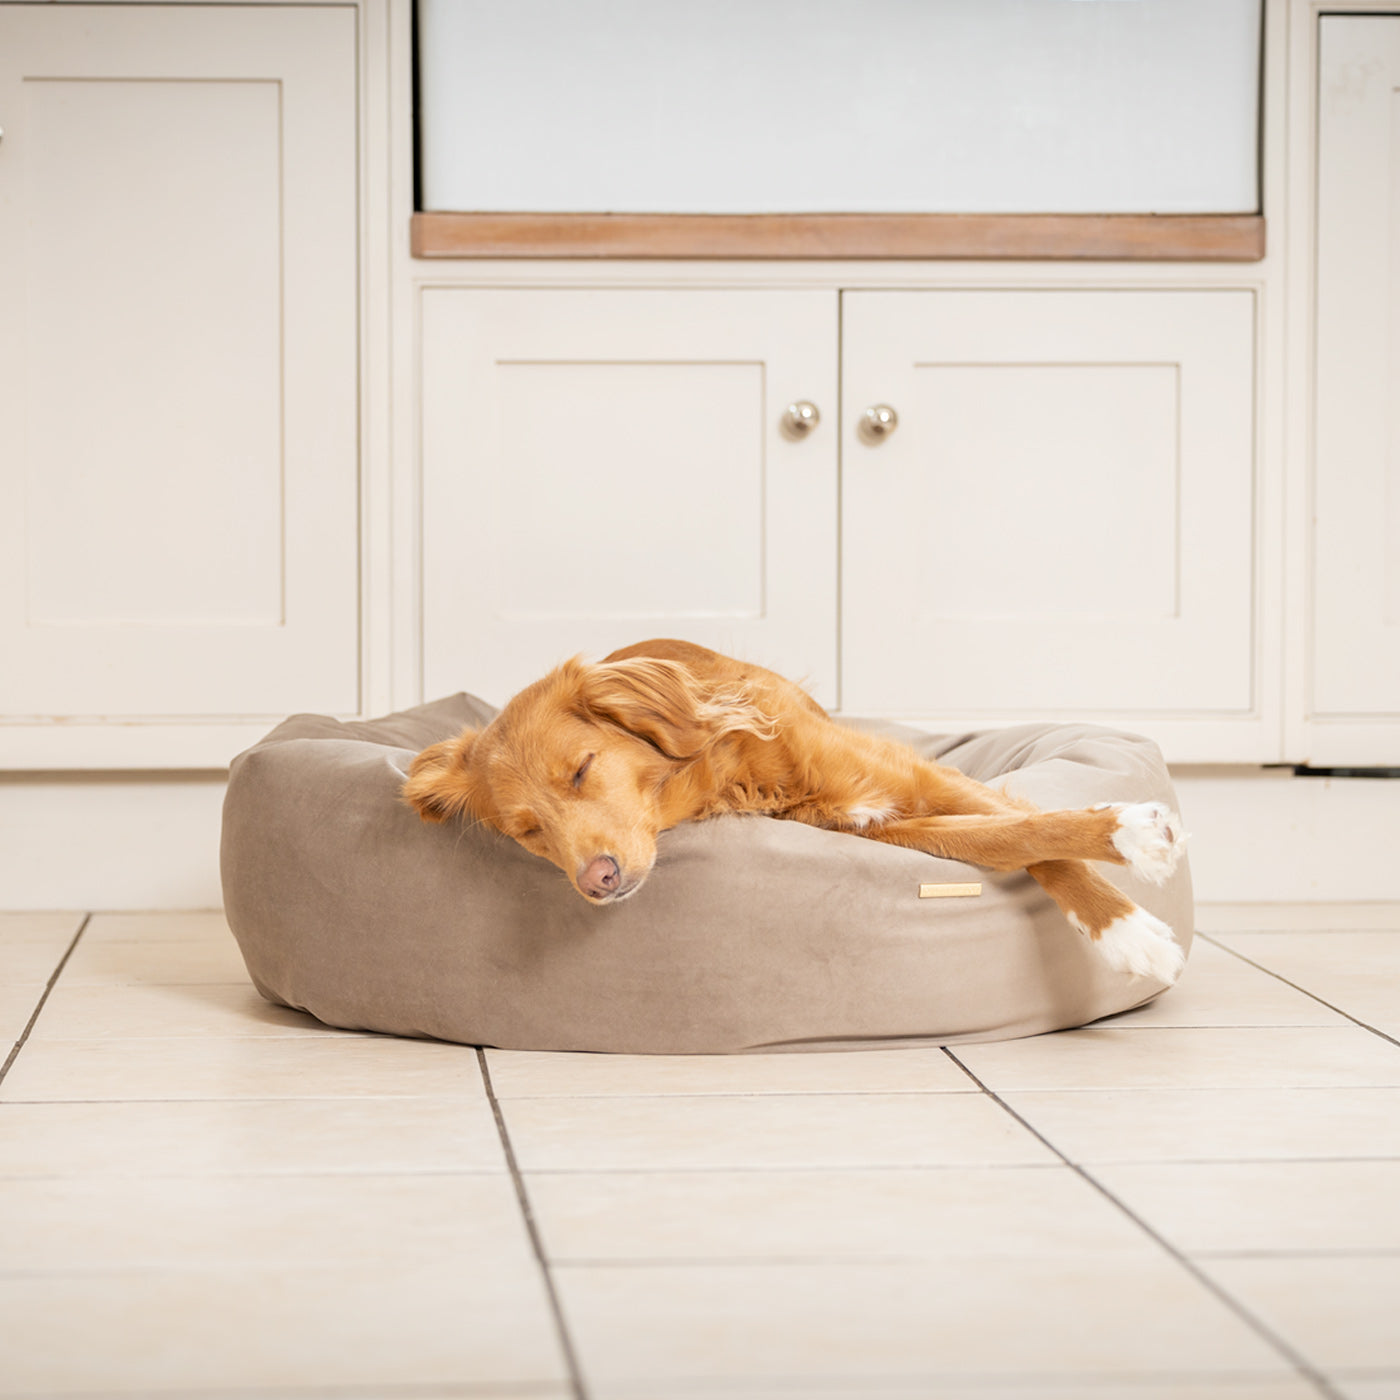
[220,695,1192,1053]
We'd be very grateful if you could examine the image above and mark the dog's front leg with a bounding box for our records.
[862,805,1183,878]
[864,812,1185,984]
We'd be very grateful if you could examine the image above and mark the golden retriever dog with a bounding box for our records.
[404,639,1186,982]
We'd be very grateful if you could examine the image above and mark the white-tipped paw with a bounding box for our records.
[1103,801,1187,886]
[1073,906,1186,984]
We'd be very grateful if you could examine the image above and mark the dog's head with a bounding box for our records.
[402,656,773,904]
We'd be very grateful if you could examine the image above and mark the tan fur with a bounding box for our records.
[403,639,1174,949]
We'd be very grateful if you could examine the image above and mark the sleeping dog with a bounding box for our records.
[404,639,1186,982]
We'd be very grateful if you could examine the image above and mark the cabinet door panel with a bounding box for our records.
[22,76,285,631]
[421,289,838,707]
[841,290,1256,734]
[0,6,358,719]
[1311,17,1400,760]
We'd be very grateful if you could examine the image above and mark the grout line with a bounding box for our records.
[0,914,91,1089]
[476,1048,590,1400]
[942,1045,1347,1400]
[1199,933,1400,1050]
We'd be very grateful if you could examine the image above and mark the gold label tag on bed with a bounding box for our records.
[919,882,983,899]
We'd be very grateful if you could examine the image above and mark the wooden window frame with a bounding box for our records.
[410,212,1265,261]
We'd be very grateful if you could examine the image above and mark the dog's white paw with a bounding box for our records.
[1073,906,1186,984]
[1102,801,1188,886]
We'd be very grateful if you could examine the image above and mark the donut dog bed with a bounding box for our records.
[221,695,1192,1053]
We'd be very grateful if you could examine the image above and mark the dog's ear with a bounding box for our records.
[579,658,775,760]
[401,730,481,823]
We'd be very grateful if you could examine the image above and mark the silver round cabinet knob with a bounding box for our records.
[782,400,821,439]
[859,404,899,443]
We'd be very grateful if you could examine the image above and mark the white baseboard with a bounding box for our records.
[0,774,227,911]
[0,767,1394,910]
[1171,766,1400,903]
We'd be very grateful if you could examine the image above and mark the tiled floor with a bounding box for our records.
[2,905,1398,1400]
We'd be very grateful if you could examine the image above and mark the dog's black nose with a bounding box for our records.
[579,854,621,899]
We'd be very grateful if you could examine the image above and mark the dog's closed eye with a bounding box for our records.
[572,754,594,789]
[503,808,545,841]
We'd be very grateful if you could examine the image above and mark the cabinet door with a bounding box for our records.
[0,6,358,725]
[421,289,838,707]
[1311,17,1400,763]
[841,290,1257,758]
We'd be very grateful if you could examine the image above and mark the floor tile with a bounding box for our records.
[0,910,85,943]
[527,1164,1156,1262]
[487,1046,974,1097]
[1004,1087,1400,1163]
[8,899,1397,1394]
[1336,1381,1400,1400]
[0,1097,506,1176]
[0,1390,575,1400]
[81,909,233,941]
[413,1392,573,1400]
[0,933,80,987]
[607,1384,1321,1400]
[1195,902,1400,934]
[0,984,43,1052]
[1213,929,1400,974]
[1210,931,1400,1037]
[1090,1159,1400,1255]
[28,982,343,1040]
[0,1260,567,1394]
[59,933,251,985]
[0,1033,485,1102]
[1206,1255,1400,1371]
[955,1026,1400,1091]
[504,1091,1053,1172]
[1096,940,1347,1029]
[555,1258,1285,1387]
[0,914,82,1036]
[1,1172,532,1273]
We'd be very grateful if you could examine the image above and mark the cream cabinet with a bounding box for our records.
[1309,14,1400,764]
[841,290,1257,742]
[0,4,359,767]
[420,286,1260,761]
[420,288,841,707]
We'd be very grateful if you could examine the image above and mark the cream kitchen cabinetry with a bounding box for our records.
[0,4,359,767]
[1307,14,1400,764]
[420,286,1260,762]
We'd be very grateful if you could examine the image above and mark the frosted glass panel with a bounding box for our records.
[418,0,1261,215]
